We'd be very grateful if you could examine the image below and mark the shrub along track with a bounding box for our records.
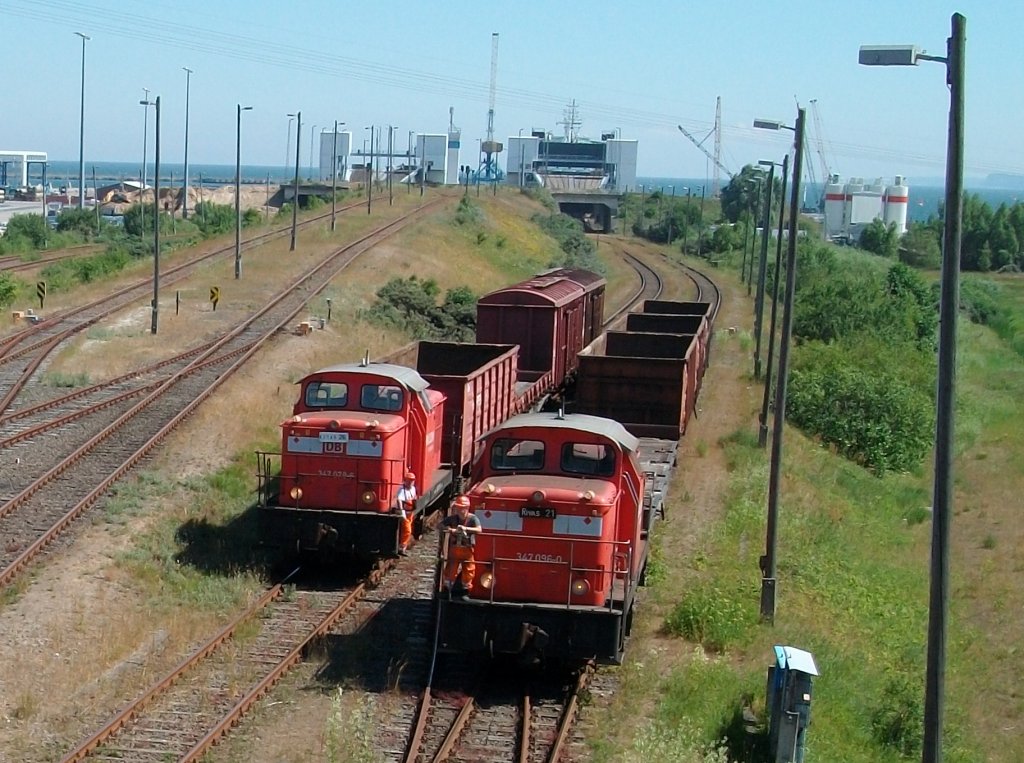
[56,244,684,762]
[0,198,370,416]
[0,199,445,593]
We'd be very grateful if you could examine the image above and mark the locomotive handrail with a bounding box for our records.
[440,531,636,612]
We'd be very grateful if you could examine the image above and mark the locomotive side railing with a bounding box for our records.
[438,531,635,613]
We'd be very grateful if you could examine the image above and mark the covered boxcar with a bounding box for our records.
[476,268,606,387]
[436,412,657,664]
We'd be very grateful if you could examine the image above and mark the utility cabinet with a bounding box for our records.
[766,645,819,762]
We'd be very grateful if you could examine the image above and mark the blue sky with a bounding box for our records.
[2,1,1018,183]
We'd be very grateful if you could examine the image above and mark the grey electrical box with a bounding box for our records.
[766,645,819,763]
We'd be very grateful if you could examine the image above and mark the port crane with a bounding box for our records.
[677,123,733,196]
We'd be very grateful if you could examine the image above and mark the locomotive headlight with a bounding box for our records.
[291,415,302,423]
[530,490,545,504]
[571,578,590,596]
[289,486,303,501]
[367,419,379,429]
[329,419,340,430]
[479,571,495,590]
[580,490,595,501]
[361,490,376,504]
[481,482,498,495]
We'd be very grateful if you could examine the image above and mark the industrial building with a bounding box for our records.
[504,132,638,232]
[316,127,462,186]
[823,175,909,243]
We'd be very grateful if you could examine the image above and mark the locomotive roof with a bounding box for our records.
[308,362,430,392]
[490,412,639,453]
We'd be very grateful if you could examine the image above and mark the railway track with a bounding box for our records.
[52,243,685,762]
[0,200,444,592]
[0,198,370,416]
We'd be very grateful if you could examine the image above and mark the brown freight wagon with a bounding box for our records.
[477,269,606,386]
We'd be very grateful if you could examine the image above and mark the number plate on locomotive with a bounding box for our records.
[519,507,556,519]
[319,432,349,443]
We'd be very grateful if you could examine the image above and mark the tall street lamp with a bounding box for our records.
[309,124,317,179]
[757,154,789,437]
[140,87,150,233]
[182,67,193,219]
[285,114,296,182]
[235,104,253,279]
[365,125,374,215]
[408,130,415,194]
[75,32,89,210]
[331,120,345,232]
[290,111,301,251]
[860,16,966,761]
[752,159,777,379]
[140,96,161,334]
[753,109,806,623]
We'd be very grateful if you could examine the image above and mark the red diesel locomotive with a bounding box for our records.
[435,298,716,664]
[436,411,657,664]
[256,269,607,557]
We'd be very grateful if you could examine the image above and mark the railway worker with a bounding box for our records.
[440,495,482,599]
[395,471,417,556]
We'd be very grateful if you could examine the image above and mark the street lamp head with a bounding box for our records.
[753,118,787,131]
[858,45,922,66]
[240,105,253,111]
[75,31,90,41]
[140,99,155,106]
[758,159,777,168]
[183,66,194,74]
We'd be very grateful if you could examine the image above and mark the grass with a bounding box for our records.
[591,263,1024,761]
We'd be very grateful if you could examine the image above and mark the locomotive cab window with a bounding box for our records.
[491,438,545,471]
[361,384,404,412]
[305,381,348,408]
[561,442,616,476]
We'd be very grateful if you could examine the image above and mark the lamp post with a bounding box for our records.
[332,120,345,231]
[758,153,789,446]
[181,67,193,219]
[753,108,806,623]
[235,104,253,279]
[403,130,411,193]
[74,32,89,210]
[140,96,161,334]
[365,125,374,214]
[309,124,317,179]
[753,160,778,378]
[290,111,301,251]
[140,87,150,233]
[285,114,296,182]
[860,17,965,761]
[696,186,706,258]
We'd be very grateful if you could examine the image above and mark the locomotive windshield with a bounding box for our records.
[491,437,545,471]
[304,381,348,408]
[361,384,404,412]
[561,442,616,476]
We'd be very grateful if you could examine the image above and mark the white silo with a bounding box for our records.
[884,175,910,233]
[823,175,846,240]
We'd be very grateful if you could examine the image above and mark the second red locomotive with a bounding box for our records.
[256,268,607,557]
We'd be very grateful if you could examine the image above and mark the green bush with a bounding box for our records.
[871,669,924,757]
[664,584,754,652]
[0,272,18,308]
[787,342,934,474]
[361,276,476,341]
[55,207,99,237]
[958,278,1003,326]
[4,214,49,248]
[40,247,134,290]
[532,211,604,274]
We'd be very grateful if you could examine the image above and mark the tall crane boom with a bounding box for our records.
[486,32,498,146]
[809,99,834,182]
[677,124,734,189]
